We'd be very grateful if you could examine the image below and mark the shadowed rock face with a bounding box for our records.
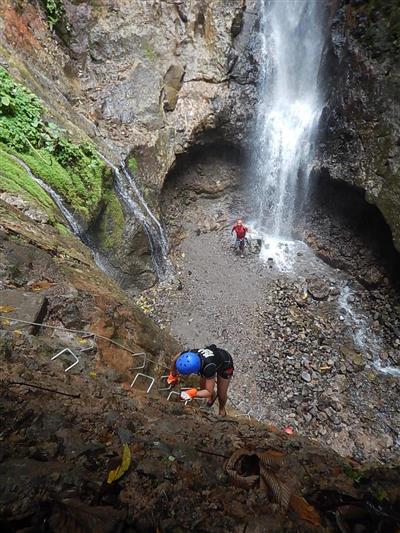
[317,0,400,251]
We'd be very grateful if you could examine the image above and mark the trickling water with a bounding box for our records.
[100,155,169,279]
[9,154,121,278]
[252,0,325,264]
[9,155,83,235]
[339,286,400,377]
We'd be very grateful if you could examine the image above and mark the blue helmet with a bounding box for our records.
[176,351,201,375]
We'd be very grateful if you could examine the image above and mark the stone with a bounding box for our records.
[163,65,185,112]
[307,279,330,301]
[301,371,312,383]
[117,427,134,444]
[0,289,47,332]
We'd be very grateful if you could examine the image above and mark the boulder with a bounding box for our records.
[0,289,47,333]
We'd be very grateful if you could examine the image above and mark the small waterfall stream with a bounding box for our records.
[9,154,121,278]
[101,155,169,279]
[252,0,325,268]
[11,151,169,281]
[339,285,400,377]
[9,154,83,236]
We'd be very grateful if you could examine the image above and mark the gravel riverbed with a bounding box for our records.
[140,193,400,464]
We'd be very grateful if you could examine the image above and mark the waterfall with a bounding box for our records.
[253,0,325,263]
[12,150,169,280]
[9,154,83,236]
[100,155,169,280]
[339,286,400,377]
[9,154,121,278]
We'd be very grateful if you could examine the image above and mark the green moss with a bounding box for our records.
[97,192,125,252]
[0,147,55,214]
[350,1,400,56]
[127,157,138,174]
[55,222,70,236]
[144,43,155,63]
[0,67,107,222]
[19,148,103,220]
[342,464,363,483]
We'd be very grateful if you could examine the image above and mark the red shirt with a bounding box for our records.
[232,224,248,239]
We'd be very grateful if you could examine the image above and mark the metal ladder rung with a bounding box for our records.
[51,348,80,372]
[129,352,147,370]
[130,372,154,394]
[167,391,181,401]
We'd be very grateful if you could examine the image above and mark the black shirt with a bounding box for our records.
[195,345,234,379]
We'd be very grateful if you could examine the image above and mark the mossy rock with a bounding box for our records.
[0,146,55,216]
[97,191,125,253]
[0,67,108,224]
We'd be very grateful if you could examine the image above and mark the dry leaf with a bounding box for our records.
[107,444,131,484]
[31,280,53,291]
[0,305,15,313]
[290,495,321,526]
[320,365,332,372]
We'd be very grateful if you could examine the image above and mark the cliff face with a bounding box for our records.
[0,0,259,287]
[0,0,257,179]
[318,0,400,250]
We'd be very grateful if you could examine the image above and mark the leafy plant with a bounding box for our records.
[343,465,363,483]
[127,157,138,174]
[0,67,106,221]
[43,0,65,30]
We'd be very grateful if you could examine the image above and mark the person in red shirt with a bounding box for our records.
[231,218,248,257]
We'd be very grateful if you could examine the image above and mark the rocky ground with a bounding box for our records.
[139,174,400,465]
[3,196,400,532]
[3,332,400,533]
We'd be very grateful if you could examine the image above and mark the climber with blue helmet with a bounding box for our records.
[167,344,234,416]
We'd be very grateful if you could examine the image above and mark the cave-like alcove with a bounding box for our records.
[306,169,400,287]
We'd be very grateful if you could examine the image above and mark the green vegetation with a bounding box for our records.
[97,191,125,252]
[43,0,65,30]
[144,43,155,63]
[0,146,54,213]
[343,464,363,483]
[350,0,400,55]
[0,67,106,222]
[55,222,70,236]
[127,156,138,174]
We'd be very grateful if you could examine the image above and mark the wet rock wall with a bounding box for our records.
[317,0,400,251]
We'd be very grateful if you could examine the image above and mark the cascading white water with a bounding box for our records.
[339,286,400,377]
[253,0,325,267]
[12,149,169,280]
[100,155,169,279]
[9,154,83,236]
[9,154,122,278]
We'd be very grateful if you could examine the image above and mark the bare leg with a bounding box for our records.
[201,377,216,406]
[216,375,230,416]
